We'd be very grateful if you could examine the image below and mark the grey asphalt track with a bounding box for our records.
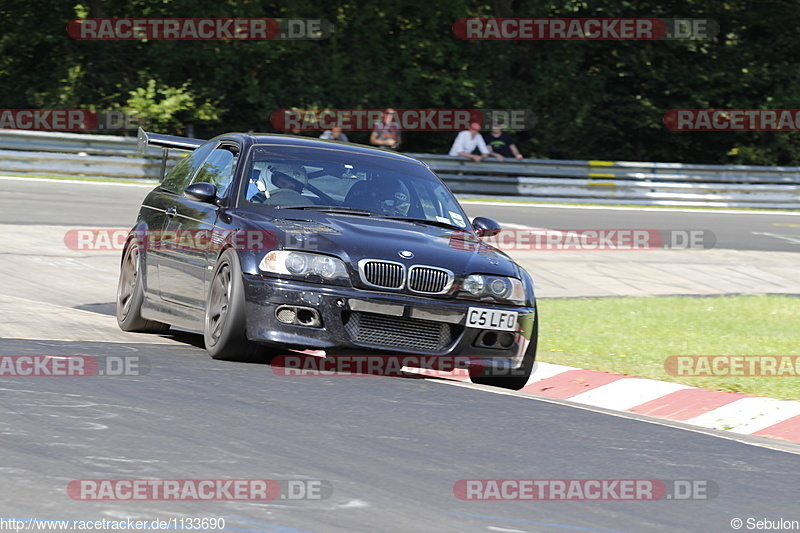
[462,202,800,253]
[1,338,798,533]
[1,177,799,532]
[2,178,799,252]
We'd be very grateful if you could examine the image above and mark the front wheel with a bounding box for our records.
[116,239,170,333]
[204,249,270,363]
[470,320,538,391]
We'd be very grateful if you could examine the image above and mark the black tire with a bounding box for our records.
[116,239,170,333]
[204,249,269,363]
[470,319,538,391]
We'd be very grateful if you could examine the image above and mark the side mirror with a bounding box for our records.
[184,182,218,203]
[472,217,501,237]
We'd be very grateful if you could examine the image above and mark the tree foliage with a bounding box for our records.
[1,0,799,164]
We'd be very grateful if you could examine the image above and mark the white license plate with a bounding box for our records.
[466,307,518,331]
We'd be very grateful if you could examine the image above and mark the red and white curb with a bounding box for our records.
[419,362,800,443]
[517,362,800,443]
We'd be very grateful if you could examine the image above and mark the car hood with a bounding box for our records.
[239,210,521,278]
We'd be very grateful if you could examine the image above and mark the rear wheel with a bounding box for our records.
[116,239,170,333]
[470,320,538,391]
[204,249,269,363]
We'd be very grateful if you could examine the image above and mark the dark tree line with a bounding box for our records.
[2,0,800,164]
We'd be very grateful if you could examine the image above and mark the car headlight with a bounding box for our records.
[463,274,485,295]
[259,251,349,281]
[460,274,525,305]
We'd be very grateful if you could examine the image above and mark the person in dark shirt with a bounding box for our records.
[483,123,524,161]
[370,109,402,150]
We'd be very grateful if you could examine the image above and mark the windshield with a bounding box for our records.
[238,144,470,229]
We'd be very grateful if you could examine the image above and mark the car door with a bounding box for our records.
[143,141,217,301]
[158,143,240,309]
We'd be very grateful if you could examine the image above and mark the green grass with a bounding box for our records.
[537,295,800,401]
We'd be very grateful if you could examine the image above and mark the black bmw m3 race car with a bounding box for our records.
[117,129,538,389]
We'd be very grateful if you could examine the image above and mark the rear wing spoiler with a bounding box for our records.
[137,127,205,181]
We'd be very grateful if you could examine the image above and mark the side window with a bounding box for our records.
[161,142,216,194]
[193,146,239,197]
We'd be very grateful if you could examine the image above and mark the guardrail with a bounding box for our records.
[0,130,798,208]
[409,154,800,209]
[0,130,180,180]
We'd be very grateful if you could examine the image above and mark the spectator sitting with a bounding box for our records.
[448,122,502,162]
[370,108,402,150]
[320,126,350,143]
[483,123,524,161]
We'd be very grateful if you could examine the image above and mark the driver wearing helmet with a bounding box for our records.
[345,175,412,215]
[269,164,307,193]
[248,163,308,205]
[375,177,411,216]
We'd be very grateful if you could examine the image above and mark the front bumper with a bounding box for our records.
[242,274,536,370]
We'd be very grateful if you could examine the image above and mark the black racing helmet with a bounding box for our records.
[375,176,411,216]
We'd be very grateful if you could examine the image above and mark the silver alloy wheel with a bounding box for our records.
[117,244,139,319]
[206,262,231,346]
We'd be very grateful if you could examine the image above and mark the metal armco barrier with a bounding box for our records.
[0,130,798,208]
[0,130,180,179]
[410,154,800,209]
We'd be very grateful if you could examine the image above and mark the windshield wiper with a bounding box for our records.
[282,205,380,216]
[381,216,463,231]
[283,207,465,230]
